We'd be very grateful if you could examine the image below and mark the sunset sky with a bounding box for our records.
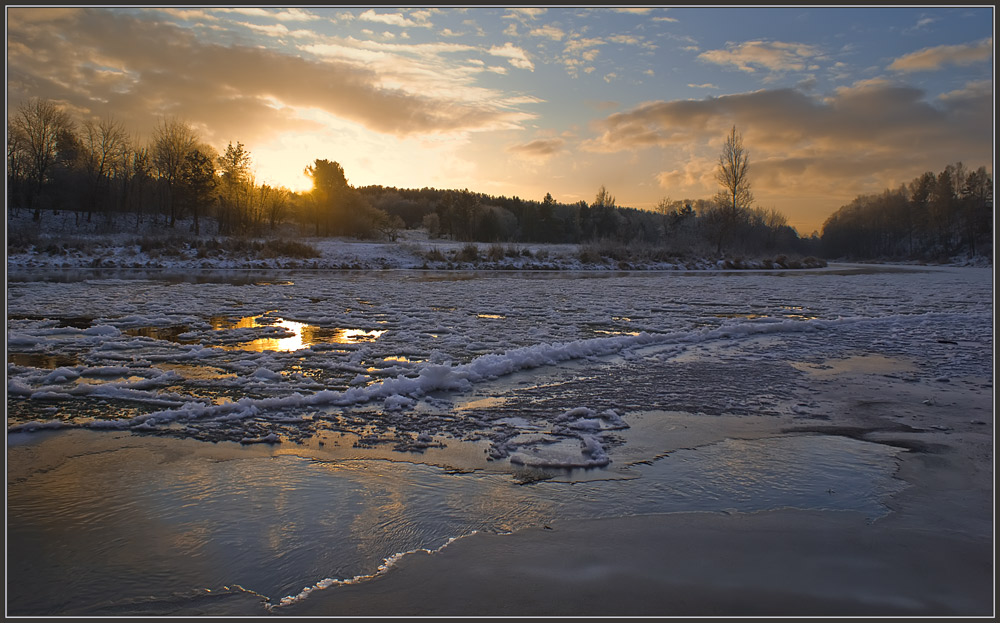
[6,6,994,234]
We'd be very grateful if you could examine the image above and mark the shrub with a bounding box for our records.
[6,227,39,253]
[578,244,604,264]
[258,239,321,259]
[424,247,446,262]
[456,243,480,263]
[486,243,505,262]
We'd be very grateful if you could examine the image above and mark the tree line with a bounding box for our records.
[7,98,990,261]
[360,127,818,257]
[820,163,992,261]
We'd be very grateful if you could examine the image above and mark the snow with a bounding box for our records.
[6,255,993,614]
[5,212,833,272]
[7,261,993,469]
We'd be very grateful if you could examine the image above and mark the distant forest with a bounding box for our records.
[7,98,993,262]
[820,163,993,261]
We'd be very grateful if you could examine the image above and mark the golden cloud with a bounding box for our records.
[6,8,533,146]
[888,37,993,73]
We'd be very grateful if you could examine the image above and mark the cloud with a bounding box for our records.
[507,137,565,159]
[656,156,716,192]
[6,8,535,148]
[688,83,719,89]
[488,42,535,70]
[698,40,822,73]
[586,79,992,202]
[504,8,546,21]
[887,37,993,72]
[608,34,641,46]
[221,7,320,22]
[559,36,606,77]
[937,79,992,102]
[357,9,433,28]
[529,24,565,41]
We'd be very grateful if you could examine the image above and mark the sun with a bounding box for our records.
[255,155,314,193]
[250,139,317,193]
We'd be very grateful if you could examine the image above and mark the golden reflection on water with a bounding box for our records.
[7,352,80,368]
[209,313,386,352]
[157,363,237,380]
[791,354,916,377]
[455,396,507,411]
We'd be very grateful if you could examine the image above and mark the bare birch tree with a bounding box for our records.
[710,125,754,253]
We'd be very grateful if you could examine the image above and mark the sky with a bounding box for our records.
[5,5,994,235]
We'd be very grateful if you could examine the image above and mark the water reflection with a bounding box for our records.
[8,352,80,369]
[124,326,199,344]
[7,428,906,616]
[791,354,916,377]
[157,363,237,380]
[123,314,387,353]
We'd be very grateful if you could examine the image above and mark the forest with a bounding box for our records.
[7,98,992,262]
[819,163,993,261]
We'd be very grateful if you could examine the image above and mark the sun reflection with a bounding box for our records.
[209,314,387,352]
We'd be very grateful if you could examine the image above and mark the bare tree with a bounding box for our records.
[11,98,75,220]
[151,117,198,227]
[7,119,29,216]
[123,138,152,228]
[81,115,130,223]
[711,125,754,253]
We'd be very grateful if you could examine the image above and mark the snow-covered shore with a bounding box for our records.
[6,228,821,272]
[5,212,838,271]
[10,212,990,272]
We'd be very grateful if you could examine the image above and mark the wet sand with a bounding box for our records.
[278,369,995,617]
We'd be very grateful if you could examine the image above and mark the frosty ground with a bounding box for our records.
[5,230,995,616]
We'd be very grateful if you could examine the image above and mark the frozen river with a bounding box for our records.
[6,264,993,615]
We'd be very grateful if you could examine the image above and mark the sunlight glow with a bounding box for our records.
[252,143,316,193]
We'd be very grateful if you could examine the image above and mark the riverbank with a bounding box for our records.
[8,210,831,272]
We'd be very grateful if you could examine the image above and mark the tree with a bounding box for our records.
[10,98,76,220]
[304,159,349,235]
[929,165,957,254]
[123,140,153,227]
[591,185,620,240]
[178,149,217,235]
[7,119,29,216]
[593,185,616,209]
[959,166,993,256]
[711,125,754,254]
[80,115,129,222]
[151,118,199,227]
[538,192,556,240]
[216,141,253,234]
[906,172,935,255]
